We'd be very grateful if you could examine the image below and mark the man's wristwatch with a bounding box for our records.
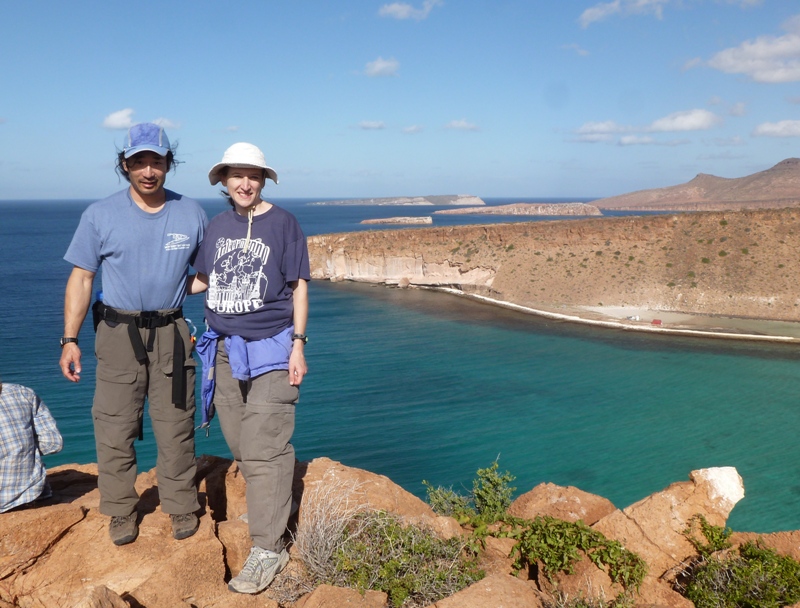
[60,337,79,348]
[291,333,308,345]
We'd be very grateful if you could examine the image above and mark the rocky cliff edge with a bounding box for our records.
[2,455,787,608]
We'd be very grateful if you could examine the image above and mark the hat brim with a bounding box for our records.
[208,163,279,186]
[124,145,170,159]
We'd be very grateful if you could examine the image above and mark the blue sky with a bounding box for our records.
[2,0,800,200]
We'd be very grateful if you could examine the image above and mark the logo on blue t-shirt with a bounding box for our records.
[165,233,191,251]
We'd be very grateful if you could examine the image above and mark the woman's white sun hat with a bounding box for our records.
[208,142,279,185]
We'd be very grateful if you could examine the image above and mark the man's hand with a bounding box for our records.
[60,343,82,382]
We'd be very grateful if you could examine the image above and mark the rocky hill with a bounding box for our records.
[309,194,485,206]
[308,207,800,323]
[594,158,800,211]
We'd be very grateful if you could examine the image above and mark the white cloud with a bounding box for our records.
[403,125,424,134]
[103,108,135,129]
[226,126,240,132]
[729,102,747,116]
[444,119,478,131]
[579,0,669,29]
[619,135,655,145]
[573,109,721,145]
[365,56,400,77]
[562,43,589,56]
[707,17,800,83]
[648,109,722,131]
[153,117,179,129]
[576,120,630,135]
[752,120,800,137]
[379,0,442,21]
[359,121,386,130]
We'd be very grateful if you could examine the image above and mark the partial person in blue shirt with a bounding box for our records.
[0,381,63,513]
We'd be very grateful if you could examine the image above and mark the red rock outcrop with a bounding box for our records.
[0,459,751,608]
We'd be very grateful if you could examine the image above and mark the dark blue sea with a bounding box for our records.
[2,197,799,533]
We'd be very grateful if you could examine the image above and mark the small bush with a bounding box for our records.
[702,258,710,264]
[685,541,800,608]
[718,251,728,257]
[472,460,516,520]
[422,481,473,521]
[504,516,647,591]
[334,511,484,607]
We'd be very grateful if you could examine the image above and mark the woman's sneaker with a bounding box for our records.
[228,547,289,594]
[109,512,138,546]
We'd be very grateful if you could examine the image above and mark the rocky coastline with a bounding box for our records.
[434,202,602,216]
[3,456,787,608]
[309,194,485,206]
[361,216,433,225]
[307,206,800,341]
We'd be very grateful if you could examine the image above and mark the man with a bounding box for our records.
[0,381,63,513]
[59,123,207,546]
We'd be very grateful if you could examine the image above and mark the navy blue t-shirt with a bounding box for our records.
[194,205,310,340]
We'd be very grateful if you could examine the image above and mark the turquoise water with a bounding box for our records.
[1,199,798,533]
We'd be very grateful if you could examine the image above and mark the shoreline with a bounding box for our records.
[431,287,800,344]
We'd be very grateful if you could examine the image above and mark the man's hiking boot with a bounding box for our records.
[171,512,199,540]
[109,512,138,546]
[228,547,289,594]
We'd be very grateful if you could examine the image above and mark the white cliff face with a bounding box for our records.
[310,242,496,289]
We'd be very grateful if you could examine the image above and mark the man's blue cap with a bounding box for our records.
[123,123,171,158]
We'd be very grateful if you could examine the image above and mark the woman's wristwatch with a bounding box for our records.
[291,333,308,345]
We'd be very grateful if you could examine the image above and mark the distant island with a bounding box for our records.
[435,202,602,216]
[361,216,433,225]
[309,194,485,206]
[595,158,800,211]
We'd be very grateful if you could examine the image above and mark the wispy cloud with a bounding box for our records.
[403,125,424,134]
[153,117,180,129]
[752,120,800,137]
[562,43,589,57]
[365,56,400,77]
[379,0,443,21]
[358,121,386,130]
[649,109,722,132]
[226,126,240,132]
[103,108,135,129]
[580,0,761,28]
[574,109,722,144]
[707,15,800,83]
[729,102,747,116]
[579,0,670,29]
[444,119,479,131]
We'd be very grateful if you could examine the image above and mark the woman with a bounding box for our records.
[192,142,310,595]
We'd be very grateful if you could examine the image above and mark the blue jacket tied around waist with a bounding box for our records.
[195,326,294,431]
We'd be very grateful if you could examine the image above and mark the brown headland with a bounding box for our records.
[594,158,800,212]
[308,160,800,341]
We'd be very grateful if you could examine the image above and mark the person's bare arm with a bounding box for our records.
[288,279,308,386]
[59,266,95,382]
[187,272,209,295]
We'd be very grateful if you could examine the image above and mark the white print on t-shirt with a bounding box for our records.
[207,237,270,314]
[165,233,191,251]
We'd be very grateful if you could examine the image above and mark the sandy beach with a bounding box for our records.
[436,289,800,343]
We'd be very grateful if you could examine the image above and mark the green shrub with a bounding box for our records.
[473,459,516,520]
[684,515,732,558]
[333,511,484,607]
[685,541,800,608]
[422,480,474,521]
[503,515,646,591]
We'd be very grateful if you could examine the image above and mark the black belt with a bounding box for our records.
[92,301,187,409]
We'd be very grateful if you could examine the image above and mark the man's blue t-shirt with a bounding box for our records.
[194,205,310,340]
[64,188,208,311]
